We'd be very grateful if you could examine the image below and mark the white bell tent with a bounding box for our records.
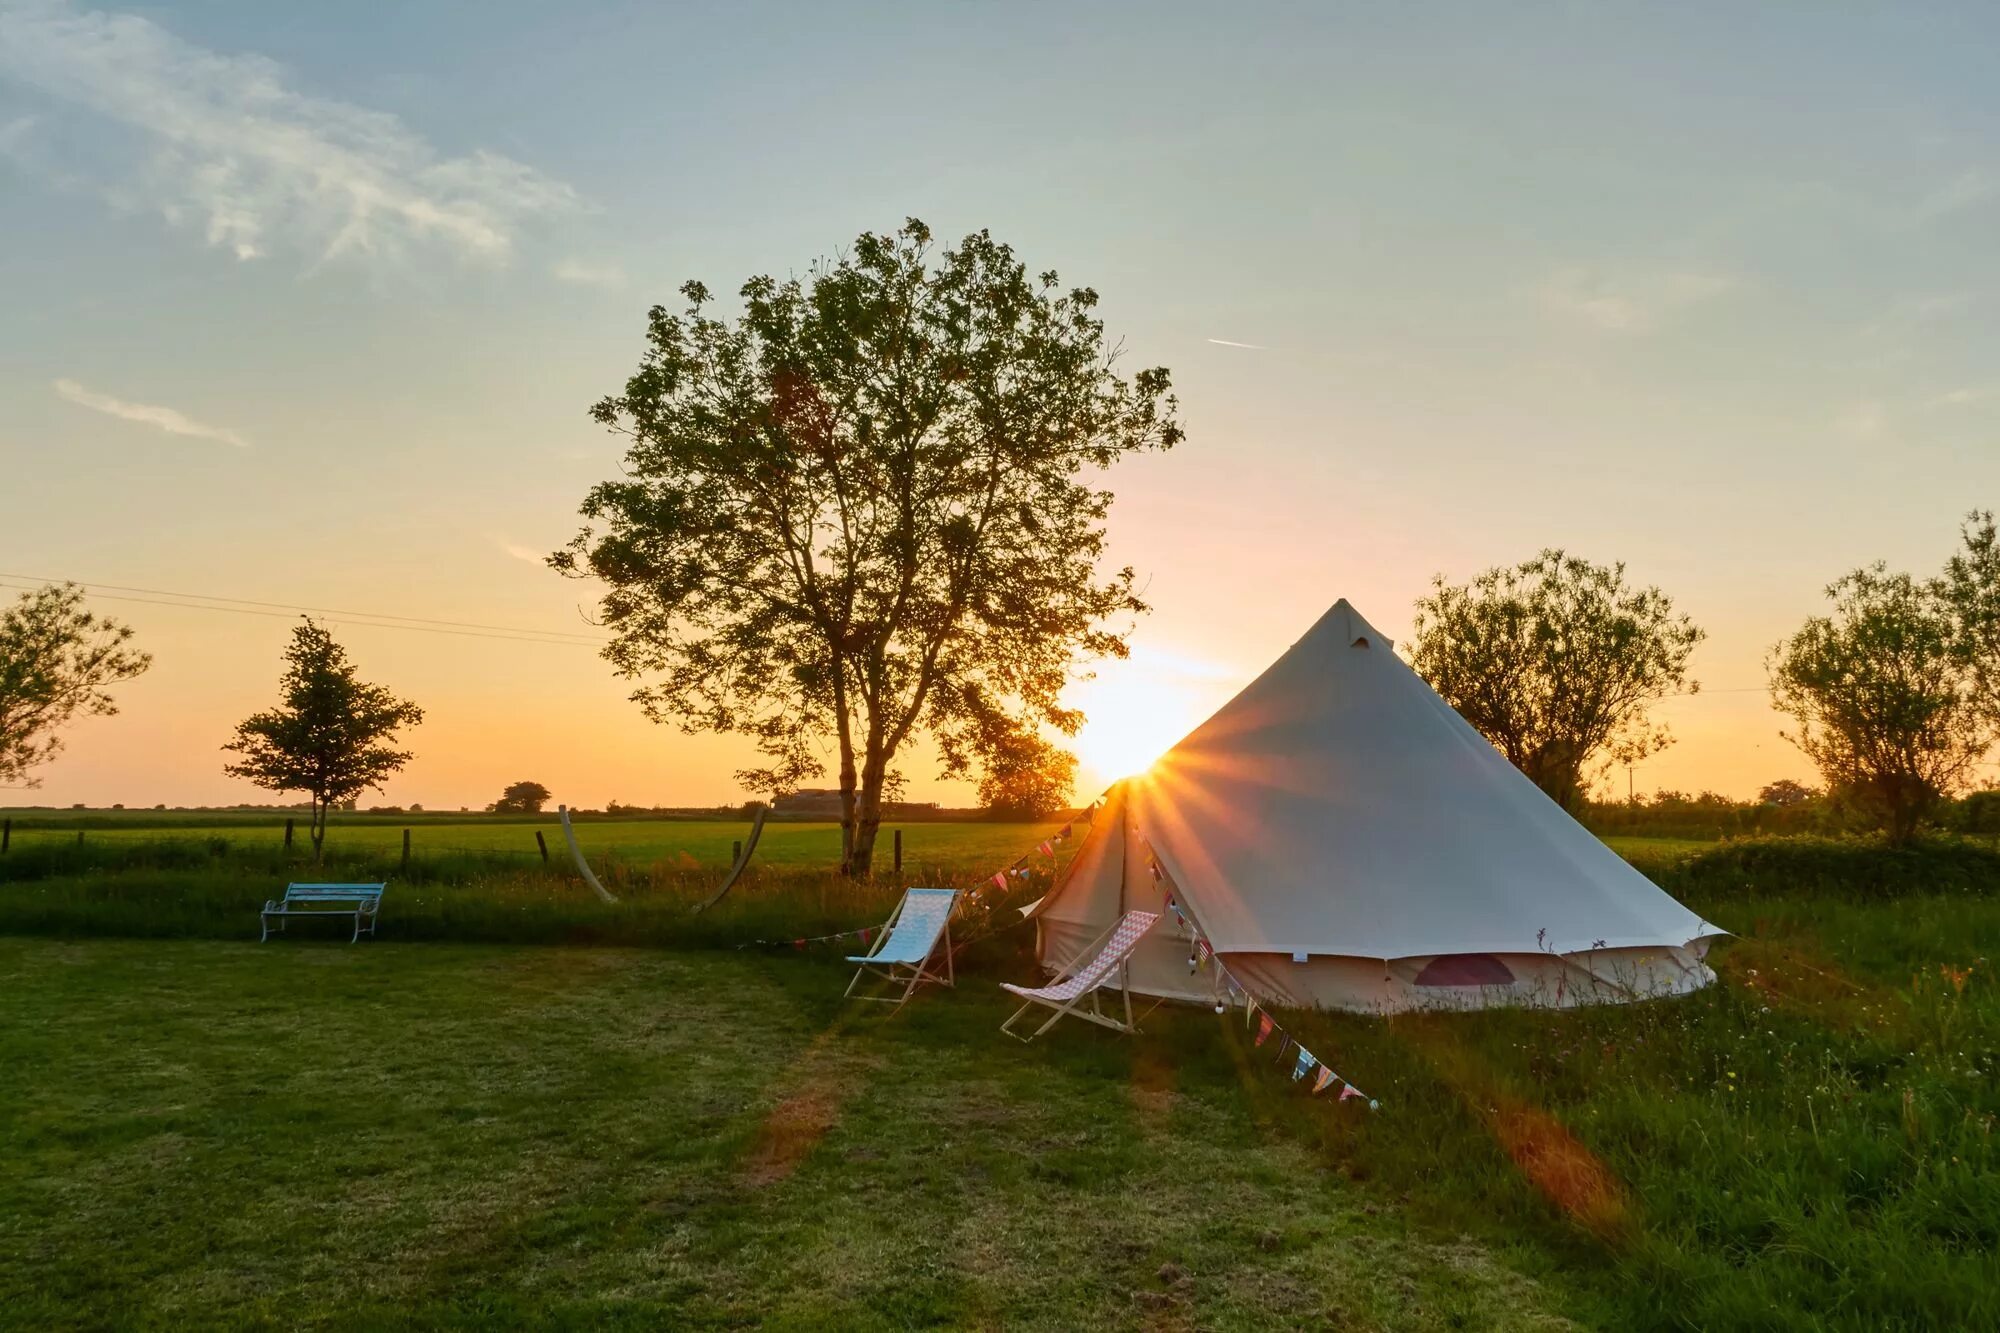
[1026,600,1724,1012]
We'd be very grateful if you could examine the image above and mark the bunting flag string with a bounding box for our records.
[1154,851,1379,1112]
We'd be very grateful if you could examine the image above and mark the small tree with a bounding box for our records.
[488,780,552,814]
[1769,565,1992,846]
[1945,509,2000,714]
[1410,551,1704,813]
[977,733,1077,819]
[0,583,151,787]
[222,620,424,862]
[557,219,1181,874]
[1756,778,1817,808]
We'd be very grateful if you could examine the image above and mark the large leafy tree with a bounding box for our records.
[1409,551,1703,812]
[977,732,1078,820]
[1771,563,1992,846]
[556,219,1180,873]
[489,780,552,814]
[0,583,151,787]
[222,620,424,862]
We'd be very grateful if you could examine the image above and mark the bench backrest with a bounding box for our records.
[283,882,387,904]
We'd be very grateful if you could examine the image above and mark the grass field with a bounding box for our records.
[4,828,1997,1328]
[1,938,1575,1330]
[0,815,1067,873]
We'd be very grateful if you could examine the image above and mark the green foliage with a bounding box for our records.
[0,583,150,787]
[488,779,551,814]
[1769,564,1992,846]
[1586,788,1845,840]
[975,730,1077,818]
[221,620,424,861]
[1957,790,2000,836]
[1410,551,1703,812]
[1655,834,2000,901]
[1945,509,2000,714]
[557,219,1180,873]
[1758,777,1818,808]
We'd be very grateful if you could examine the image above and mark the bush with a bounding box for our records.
[1658,835,2000,901]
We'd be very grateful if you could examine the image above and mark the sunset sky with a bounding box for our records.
[6,1,2000,810]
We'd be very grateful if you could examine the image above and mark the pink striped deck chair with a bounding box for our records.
[1000,910,1159,1041]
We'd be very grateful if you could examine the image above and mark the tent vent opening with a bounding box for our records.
[1413,954,1516,987]
[1351,635,1371,648]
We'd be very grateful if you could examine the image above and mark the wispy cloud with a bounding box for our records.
[1206,337,1267,350]
[1537,266,1733,334]
[1929,387,1989,409]
[1908,167,1998,224]
[0,1,576,267]
[497,540,546,565]
[553,258,625,289]
[54,377,250,447]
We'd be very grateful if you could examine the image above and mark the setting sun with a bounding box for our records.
[1066,648,1239,790]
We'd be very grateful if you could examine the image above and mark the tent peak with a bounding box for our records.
[1312,598,1391,653]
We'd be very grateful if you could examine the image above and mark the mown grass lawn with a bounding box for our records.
[0,938,1572,1331]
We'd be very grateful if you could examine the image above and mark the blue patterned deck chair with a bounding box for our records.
[1000,910,1160,1041]
[844,887,959,1007]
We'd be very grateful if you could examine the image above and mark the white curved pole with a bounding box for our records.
[558,805,618,904]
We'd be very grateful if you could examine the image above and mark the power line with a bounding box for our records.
[0,572,605,642]
[0,574,608,650]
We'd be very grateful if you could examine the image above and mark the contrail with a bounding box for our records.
[1205,337,1267,350]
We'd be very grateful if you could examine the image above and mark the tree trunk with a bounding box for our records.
[848,756,887,877]
[1887,788,1922,848]
[836,741,860,876]
[310,794,328,865]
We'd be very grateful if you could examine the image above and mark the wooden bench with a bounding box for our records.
[260,883,387,943]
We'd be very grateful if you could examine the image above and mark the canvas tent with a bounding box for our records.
[1026,600,1724,1013]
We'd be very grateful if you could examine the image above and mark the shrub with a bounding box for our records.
[1658,835,2000,901]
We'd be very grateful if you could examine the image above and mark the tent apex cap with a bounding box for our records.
[1311,598,1391,652]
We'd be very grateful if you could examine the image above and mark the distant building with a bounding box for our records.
[771,788,941,817]
[772,788,845,815]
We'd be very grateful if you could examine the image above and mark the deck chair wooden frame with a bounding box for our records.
[1000,910,1159,1042]
[844,887,958,1008]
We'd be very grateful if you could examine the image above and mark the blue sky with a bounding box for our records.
[4,0,1999,807]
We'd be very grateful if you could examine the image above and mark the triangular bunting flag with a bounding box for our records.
[1312,1066,1337,1095]
[1038,840,1054,857]
[991,871,1008,892]
[1338,1084,1364,1103]
[1293,1049,1316,1081]
[1254,1013,1274,1047]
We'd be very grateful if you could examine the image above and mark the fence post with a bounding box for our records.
[1,818,9,853]
[77,830,85,848]
[401,827,411,872]
[731,839,742,866]
[893,828,903,874]
[284,817,294,849]
[535,830,550,863]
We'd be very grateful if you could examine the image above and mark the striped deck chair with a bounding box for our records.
[1000,910,1160,1041]
[844,887,958,1007]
